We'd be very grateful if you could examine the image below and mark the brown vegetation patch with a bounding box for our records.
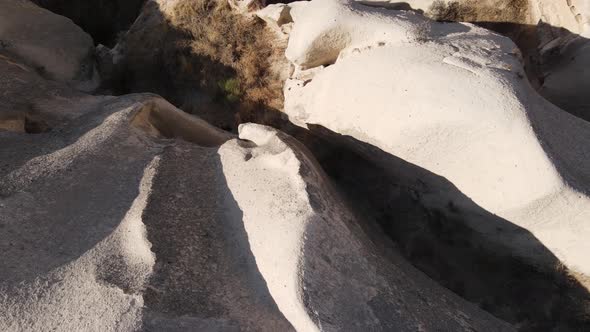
[0,111,51,134]
[171,0,287,109]
[115,0,287,130]
[427,0,529,23]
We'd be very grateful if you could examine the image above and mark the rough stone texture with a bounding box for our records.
[364,0,590,120]
[30,0,146,46]
[0,0,95,84]
[0,3,514,330]
[0,57,512,332]
[0,48,513,330]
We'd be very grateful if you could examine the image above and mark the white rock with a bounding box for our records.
[284,0,590,275]
[286,0,426,68]
[218,123,512,331]
[0,0,94,83]
[0,49,511,331]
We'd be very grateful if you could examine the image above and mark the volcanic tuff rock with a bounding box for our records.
[0,0,95,85]
[0,56,511,332]
[283,0,590,276]
[0,0,516,330]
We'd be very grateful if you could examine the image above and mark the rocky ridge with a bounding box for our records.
[1,0,590,331]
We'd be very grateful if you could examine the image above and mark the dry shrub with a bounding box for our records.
[170,0,285,110]
[427,0,529,23]
[428,0,472,22]
[115,0,286,129]
[426,0,531,46]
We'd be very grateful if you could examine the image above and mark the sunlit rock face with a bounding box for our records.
[0,52,511,332]
[2,0,590,331]
[282,0,590,277]
[30,0,146,46]
[0,0,95,84]
[0,1,515,331]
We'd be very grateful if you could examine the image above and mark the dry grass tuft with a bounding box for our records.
[427,0,529,23]
[115,0,287,129]
[170,0,285,110]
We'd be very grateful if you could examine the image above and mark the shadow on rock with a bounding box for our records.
[308,124,590,331]
[0,96,164,284]
[139,141,293,331]
[241,107,590,331]
[451,20,589,122]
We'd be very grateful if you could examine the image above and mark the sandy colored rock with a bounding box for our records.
[380,0,590,120]
[0,0,95,83]
[283,0,590,277]
[0,67,511,332]
[2,0,589,330]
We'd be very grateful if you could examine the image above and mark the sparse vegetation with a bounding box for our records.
[427,0,529,23]
[115,0,286,129]
[170,0,285,110]
[428,0,470,22]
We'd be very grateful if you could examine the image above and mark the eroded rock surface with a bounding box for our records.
[0,1,514,331]
[283,0,590,277]
[0,53,512,332]
[30,0,146,46]
[0,0,96,85]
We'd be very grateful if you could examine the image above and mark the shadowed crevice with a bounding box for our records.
[304,124,590,331]
[240,107,590,331]
[139,142,294,331]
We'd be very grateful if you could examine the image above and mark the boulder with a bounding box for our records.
[389,0,590,120]
[534,0,590,120]
[0,0,95,84]
[30,0,146,46]
[0,36,511,332]
[283,0,590,277]
[1,0,588,330]
[256,3,294,37]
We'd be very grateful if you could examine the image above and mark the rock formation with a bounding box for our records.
[1,0,590,331]
[30,0,146,46]
[283,0,590,278]
[0,0,96,86]
[374,0,590,120]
